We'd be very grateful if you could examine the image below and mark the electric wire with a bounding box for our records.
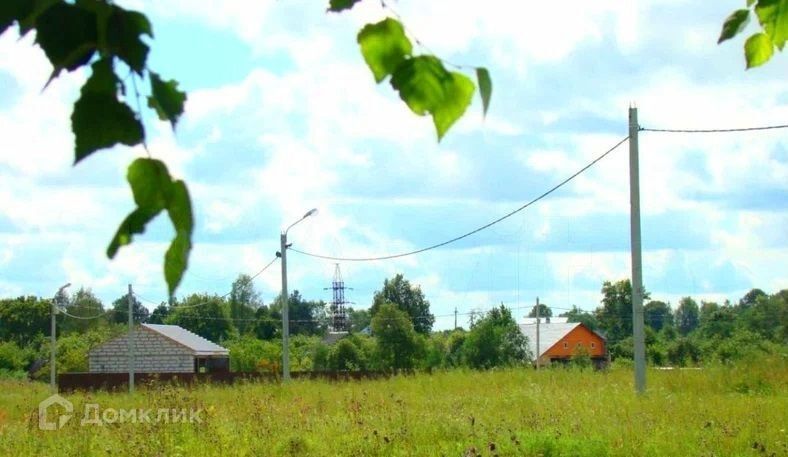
[289,135,630,262]
[640,124,788,133]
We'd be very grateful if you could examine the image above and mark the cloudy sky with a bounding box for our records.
[0,0,786,329]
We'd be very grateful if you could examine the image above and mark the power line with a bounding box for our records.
[640,124,788,133]
[290,135,630,262]
[138,256,279,310]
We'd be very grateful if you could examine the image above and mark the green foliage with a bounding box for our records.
[109,294,149,324]
[719,0,788,68]
[462,305,529,369]
[675,296,699,335]
[595,279,650,342]
[56,325,123,373]
[527,303,552,318]
[226,335,280,372]
[475,67,492,116]
[371,302,420,370]
[271,291,326,336]
[229,274,262,335]
[560,305,599,330]
[3,1,489,295]
[107,158,193,295]
[356,16,488,140]
[166,294,234,342]
[254,305,280,340]
[71,59,143,163]
[328,338,366,370]
[327,0,361,13]
[644,300,673,332]
[0,296,50,345]
[571,344,593,369]
[390,55,475,140]
[148,72,187,128]
[347,307,371,333]
[371,274,434,334]
[0,341,29,371]
[60,288,106,334]
[357,18,412,83]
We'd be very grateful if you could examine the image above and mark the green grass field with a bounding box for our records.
[1,358,786,456]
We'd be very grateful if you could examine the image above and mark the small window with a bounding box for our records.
[563,341,568,349]
[591,342,596,349]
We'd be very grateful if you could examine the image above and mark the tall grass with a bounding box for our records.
[0,354,786,456]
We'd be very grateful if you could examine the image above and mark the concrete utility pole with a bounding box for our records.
[535,297,541,370]
[280,208,317,382]
[51,283,70,394]
[454,307,458,330]
[128,284,135,393]
[280,232,290,381]
[629,106,646,394]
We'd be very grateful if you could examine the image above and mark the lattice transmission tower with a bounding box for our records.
[325,264,351,333]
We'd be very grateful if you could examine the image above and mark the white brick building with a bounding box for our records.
[89,324,229,373]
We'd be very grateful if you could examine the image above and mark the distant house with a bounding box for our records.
[518,318,607,368]
[89,324,229,374]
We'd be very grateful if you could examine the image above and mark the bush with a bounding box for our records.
[0,341,27,371]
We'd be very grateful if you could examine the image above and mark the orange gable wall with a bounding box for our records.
[543,324,606,359]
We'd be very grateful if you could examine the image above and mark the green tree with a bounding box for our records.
[254,306,281,340]
[0,296,50,345]
[371,274,434,334]
[737,288,767,311]
[370,302,421,370]
[60,288,106,334]
[675,297,700,335]
[229,274,262,335]
[560,305,599,330]
[594,280,650,342]
[329,338,366,371]
[166,294,234,342]
[462,305,529,369]
[110,294,149,324]
[527,303,553,318]
[0,1,490,295]
[148,302,171,324]
[347,307,372,333]
[271,291,326,336]
[644,300,673,332]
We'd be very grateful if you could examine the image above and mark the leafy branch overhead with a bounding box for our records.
[2,0,187,293]
[719,0,788,68]
[1,0,491,295]
[356,17,492,140]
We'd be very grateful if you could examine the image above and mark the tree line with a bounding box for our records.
[0,275,785,379]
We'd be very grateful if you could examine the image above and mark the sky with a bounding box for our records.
[0,0,786,330]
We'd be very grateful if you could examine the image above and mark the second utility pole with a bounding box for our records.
[629,106,646,394]
[128,284,135,394]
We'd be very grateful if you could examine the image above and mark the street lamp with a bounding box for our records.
[279,208,317,381]
[51,282,71,393]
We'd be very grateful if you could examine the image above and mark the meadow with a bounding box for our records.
[0,357,786,456]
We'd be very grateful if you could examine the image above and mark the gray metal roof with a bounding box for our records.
[518,322,581,359]
[142,324,229,356]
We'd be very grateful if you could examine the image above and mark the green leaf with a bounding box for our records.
[328,0,362,12]
[0,0,33,35]
[475,67,492,117]
[391,55,448,116]
[106,6,152,74]
[357,18,413,83]
[35,2,97,77]
[390,56,474,140]
[745,32,774,68]
[432,72,474,140]
[107,159,194,295]
[165,180,193,294]
[755,0,788,50]
[71,59,144,163]
[718,9,751,44]
[16,0,58,36]
[148,72,187,129]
